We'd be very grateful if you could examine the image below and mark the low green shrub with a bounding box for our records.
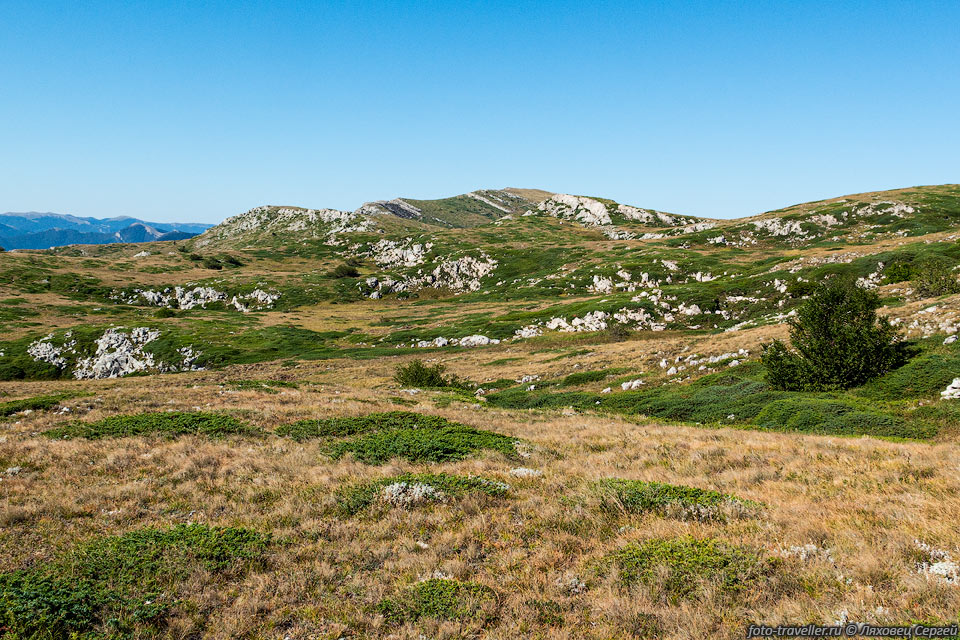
[377,578,497,623]
[561,369,626,386]
[43,411,260,439]
[754,398,935,439]
[394,360,468,388]
[604,537,773,602]
[331,263,360,278]
[598,479,757,520]
[277,411,517,464]
[914,256,960,297]
[0,524,270,637]
[0,392,79,418]
[327,423,517,464]
[277,411,454,440]
[858,352,960,401]
[335,472,509,514]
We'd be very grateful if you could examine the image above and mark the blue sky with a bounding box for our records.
[1,1,957,223]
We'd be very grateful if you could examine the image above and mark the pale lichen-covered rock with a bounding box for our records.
[380,482,445,507]
[457,335,500,347]
[73,327,161,379]
[28,327,202,379]
[538,194,612,226]
[367,238,433,268]
[941,378,960,400]
[427,254,498,292]
[27,334,74,368]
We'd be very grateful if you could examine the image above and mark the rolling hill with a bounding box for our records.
[2,184,960,637]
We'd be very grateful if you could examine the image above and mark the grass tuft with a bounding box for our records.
[604,537,774,602]
[378,578,497,623]
[598,479,759,521]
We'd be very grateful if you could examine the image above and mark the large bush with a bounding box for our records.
[761,277,907,391]
[913,256,960,297]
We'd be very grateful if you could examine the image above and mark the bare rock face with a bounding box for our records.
[121,286,279,313]
[27,327,203,379]
[539,194,612,226]
[428,254,498,292]
[74,327,161,379]
[368,238,433,268]
[362,199,423,220]
[942,378,960,400]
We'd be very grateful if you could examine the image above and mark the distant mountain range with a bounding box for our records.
[0,212,212,250]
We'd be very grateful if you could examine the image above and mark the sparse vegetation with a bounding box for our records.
[3,185,960,637]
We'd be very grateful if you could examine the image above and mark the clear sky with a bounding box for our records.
[1,1,958,224]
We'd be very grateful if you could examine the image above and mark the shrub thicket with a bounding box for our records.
[394,360,467,388]
[762,277,907,391]
[913,256,960,297]
[0,524,270,637]
[331,263,360,278]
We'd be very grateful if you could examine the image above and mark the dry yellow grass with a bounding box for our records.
[1,354,958,639]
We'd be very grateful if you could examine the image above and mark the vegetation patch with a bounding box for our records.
[0,523,270,638]
[394,360,469,389]
[604,537,774,602]
[43,411,260,439]
[0,392,81,418]
[762,277,907,391]
[277,410,517,463]
[598,479,759,521]
[335,472,509,515]
[377,578,497,623]
[276,410,455,440]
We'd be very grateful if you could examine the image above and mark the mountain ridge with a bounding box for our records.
[0,212,212,250]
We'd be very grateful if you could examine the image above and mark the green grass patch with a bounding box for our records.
[43,411,260,439]
[487,360,941,440]
[0,523,270,638]
[276,411,455,440]
[278,410,518,464]
[377,578,497,623]
[335,472,510,515]
[561,368,628,386]
[598,479,759,521]
[0,392,81,418]
[604,537,774,602]
[328,424,517,464]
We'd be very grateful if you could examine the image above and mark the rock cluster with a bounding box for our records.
[27,327,202,379]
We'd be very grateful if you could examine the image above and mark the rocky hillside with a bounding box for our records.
[1,183,959,384]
